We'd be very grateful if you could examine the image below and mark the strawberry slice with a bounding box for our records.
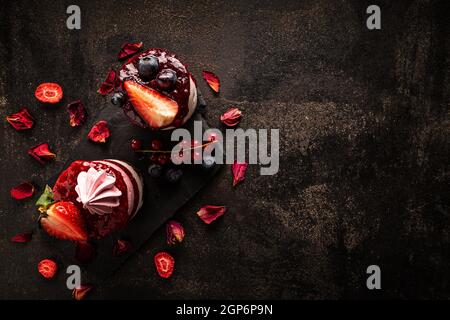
[154,252,175,279]
[35,83,63,104]
[124,80,179,129]
[40,201,88,242]
[38,259,58,279]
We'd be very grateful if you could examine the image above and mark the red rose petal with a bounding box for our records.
[196,205,227,224]
[220,107,242,127]
[97,69,117,96]
[202,71,220,93]
[67,100,87,127]
[118,42,143,60]
[6,108,34,131]
[232,161,248,187]
[75,242,96,264]
[88,120,110,143]
[73,284,94,300]
[11,232,33,243]
[28,143,56,165]
[166,221,185,245]
[112,239,133,256]
[10,182,35,200]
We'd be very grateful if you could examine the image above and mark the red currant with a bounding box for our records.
[131,139,142,151]
[151,139,162,151]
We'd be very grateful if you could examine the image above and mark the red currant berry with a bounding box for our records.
[151,139,162,151]
[131,139,142,151]
[158,154,170,165]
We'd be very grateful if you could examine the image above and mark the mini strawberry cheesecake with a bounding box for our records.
[116,48,197,130]
[38,160,143,240]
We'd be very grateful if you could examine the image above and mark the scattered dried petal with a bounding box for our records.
[112,239,133,256]
[166,221,185,245]
[73,284,94,300]
[196,205,227,224]
[11,182,35,200]
[67,100,87,127]
[118,42,143,60]
[202,71,220,93]
[6,108,34,131]
[88,120,110,143]
[75,242,96,264]
[28,143,56,165]
[220,107,242,127]
[11,232,33,243]
[232,162,248,187]
[97,69,117,95]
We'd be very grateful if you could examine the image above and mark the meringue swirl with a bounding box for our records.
[75,167,122,215]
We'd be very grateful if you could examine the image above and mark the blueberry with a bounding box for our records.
[165,168,183,183]
[148,164,163,178]
[138,55,159,80]
[111,92,125,106]
[156,69,177,90]
[202,156,216,170]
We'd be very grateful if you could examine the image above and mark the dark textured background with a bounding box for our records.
[0,0,449,299]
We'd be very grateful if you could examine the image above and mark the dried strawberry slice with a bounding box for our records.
[73,284,94,300]
[118,42,143,60]
[38,259,58,279]
[11,232,33,243]
[35,83,63,104]
[196,205,227,224]
[67,100,87,127]
[232,162,248,187]
[88,120,110,143]
[97,69,117,96]
[6,108,34,131]
[28,143,56,165]
[10,182,35,200]
[166,221,185,245]
[154,252,175,279]
[202,71,220,93]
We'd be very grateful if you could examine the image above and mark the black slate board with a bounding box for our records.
[42,91,221,280]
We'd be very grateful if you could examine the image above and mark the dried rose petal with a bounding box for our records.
[166,221,185,245]
[88,120,110,143]
[10,182,35,200]
[28,143,56,165]
[6,108,34,131]
[196,205,227,224]
[75,242,96,264]
[11,232,33,243]
[112,239,133,256]
[232,162,248,187]
[73,284,94,301]
[67,100,87,127]
[220,107,242,127]
[202,71,220,93]
[118,42,143,60]
[97,69,117,95]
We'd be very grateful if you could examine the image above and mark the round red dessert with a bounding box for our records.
[52,160,143,239]
[119,48,197,130]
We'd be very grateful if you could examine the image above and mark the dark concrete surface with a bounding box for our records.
[0,0,449,299]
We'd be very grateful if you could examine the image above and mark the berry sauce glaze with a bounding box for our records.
[119,48,195,129]
[53,161,130,239]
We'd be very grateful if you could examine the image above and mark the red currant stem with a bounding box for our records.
[136,140,218,153]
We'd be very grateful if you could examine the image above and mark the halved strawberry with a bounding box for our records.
[35,83,63,104]
[154,252,175,279]
[124,80,179,129]
[40,201,88,242]
[38,259,58,279]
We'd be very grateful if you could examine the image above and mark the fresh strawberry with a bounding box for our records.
[124,80,179,128]
[40,201,88,242]
[38,259,58,279]
[35,82,63,104]
[154,252,175,279]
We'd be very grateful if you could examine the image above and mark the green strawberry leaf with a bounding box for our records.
[35,185,54,209]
